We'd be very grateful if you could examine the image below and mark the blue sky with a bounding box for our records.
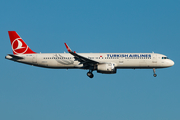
[1,0,180,120]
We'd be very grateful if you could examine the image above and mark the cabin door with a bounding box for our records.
[152,54,157,66]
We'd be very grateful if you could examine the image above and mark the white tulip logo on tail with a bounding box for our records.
[12,38,28,54]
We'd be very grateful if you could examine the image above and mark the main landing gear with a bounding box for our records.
[87,70,94,78]
[153,68,157,77]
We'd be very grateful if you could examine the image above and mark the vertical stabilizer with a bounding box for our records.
[8,31,36,55]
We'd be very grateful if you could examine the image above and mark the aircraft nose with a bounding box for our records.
[169,60,174,66]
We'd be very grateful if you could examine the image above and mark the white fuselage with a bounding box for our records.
[6,53,174,69]
[6,31,174,78]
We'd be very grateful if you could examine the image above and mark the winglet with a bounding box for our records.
[64,43,72,52]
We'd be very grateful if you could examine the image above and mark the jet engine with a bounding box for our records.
[97,63,116,74]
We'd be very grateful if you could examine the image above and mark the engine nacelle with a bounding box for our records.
[97,63,116,74]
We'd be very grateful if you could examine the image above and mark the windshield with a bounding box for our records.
[162,57,169,59]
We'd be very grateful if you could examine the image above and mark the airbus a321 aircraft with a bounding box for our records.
[5,31,174,78]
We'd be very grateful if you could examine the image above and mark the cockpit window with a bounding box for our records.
[162,57,169,59]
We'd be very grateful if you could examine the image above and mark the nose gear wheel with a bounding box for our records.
[87,71,94,78]
[153,68,157,77]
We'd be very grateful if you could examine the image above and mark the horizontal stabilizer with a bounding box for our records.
[5,54,24,60]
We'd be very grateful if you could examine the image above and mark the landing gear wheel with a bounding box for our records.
[89,74,94,78]
[153,68,157,77]
[87,72,94,78]
[153,74,157,77]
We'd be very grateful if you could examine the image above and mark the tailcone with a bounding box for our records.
[5,55,13,59]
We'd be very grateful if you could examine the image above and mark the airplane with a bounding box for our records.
[5,31,174,78]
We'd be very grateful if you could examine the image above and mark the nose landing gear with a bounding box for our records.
[87,70,94,78]
[153,68,157,77]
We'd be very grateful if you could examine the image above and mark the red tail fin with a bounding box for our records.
[8,31,36,55]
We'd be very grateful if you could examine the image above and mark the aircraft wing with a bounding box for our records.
[64,43,99,66]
